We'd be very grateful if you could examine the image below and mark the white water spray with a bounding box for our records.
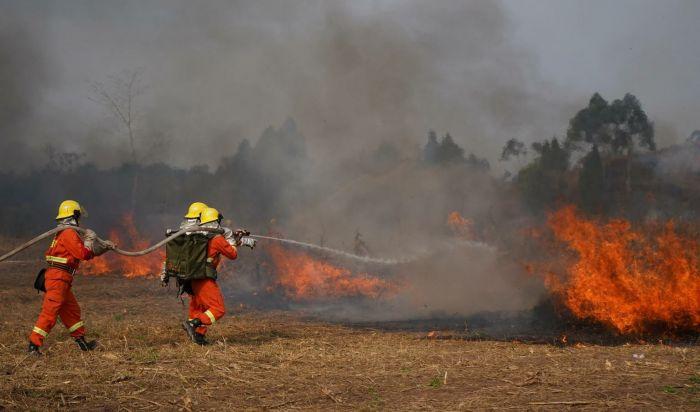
[249,234,496,265]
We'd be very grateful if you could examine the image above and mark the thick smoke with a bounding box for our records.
[0,7,51,171]
[0,0,560,320]
[0,1,626,321]
[0,0,568,170]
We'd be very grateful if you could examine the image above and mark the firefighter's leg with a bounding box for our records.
[58,288,85,339]
[188,290,207,335]
[29,277,68,346]
[193,279,226,332]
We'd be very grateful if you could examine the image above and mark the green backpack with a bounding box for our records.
[165,233,217,281]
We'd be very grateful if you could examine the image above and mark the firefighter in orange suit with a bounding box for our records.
[28,200,114,355]
[182,207,254,345]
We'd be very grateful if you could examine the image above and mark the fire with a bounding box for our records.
[543,206,700,334]
[447,211,474,239]
[82,214,164,278]
[266,243,397,300]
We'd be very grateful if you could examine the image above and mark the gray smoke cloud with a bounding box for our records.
[2,1,696,321]
[3,1,699,171]
[0,6,51,170]
[0,0,569,171]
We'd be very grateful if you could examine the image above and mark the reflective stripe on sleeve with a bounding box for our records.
[32,326,48,337]
[204,310,216,324]
[46,255,69,264]
[67,321,84,333]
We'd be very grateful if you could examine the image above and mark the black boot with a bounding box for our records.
[182,318,203,343]
[75,336,97,351]
[28,342,42,356]
[194,333,209,346]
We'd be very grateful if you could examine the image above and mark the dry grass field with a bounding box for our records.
[0,261,698,410]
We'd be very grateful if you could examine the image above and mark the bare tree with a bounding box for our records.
[89,69,145,213]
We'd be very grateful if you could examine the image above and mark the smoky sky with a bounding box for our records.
[1,0,698,171]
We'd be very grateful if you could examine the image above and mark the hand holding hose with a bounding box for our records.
[90,238,116,256]
[233,229,250,246]
[223,227,250,247]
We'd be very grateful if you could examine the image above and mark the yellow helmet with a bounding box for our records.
[56,200,86,220]
[200,207,222,224]
[184,202,208,219]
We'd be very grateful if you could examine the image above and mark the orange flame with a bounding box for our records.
[544,206,700,334]
[447,211,474,239]
[82,214,164,278]
[266,243,397,300]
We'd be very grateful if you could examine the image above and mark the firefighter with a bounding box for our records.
[28,200,114,355]
[181,207,253,345]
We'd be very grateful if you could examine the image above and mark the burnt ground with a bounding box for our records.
[0,262,698,410]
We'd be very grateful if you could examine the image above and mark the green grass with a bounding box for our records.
[662,386,678,395]
[429,376,443,389]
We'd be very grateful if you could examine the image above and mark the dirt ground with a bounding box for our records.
[0,262,698,411]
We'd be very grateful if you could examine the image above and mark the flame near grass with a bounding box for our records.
[82,214,164,278]
[543,206,700,334]
[266,243,398,300]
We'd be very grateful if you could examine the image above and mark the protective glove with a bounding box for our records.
[90,238,114,256]
[83,229,97,241]
[159,263,169,287]
[240,237,256,249]
[83,229,97,252]
[233,229,251,246]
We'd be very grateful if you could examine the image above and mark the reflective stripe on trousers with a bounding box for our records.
[32,326,48,337]
[67,321,84,333]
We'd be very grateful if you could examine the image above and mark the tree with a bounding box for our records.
[500,138,527,161]
[423,130,439,163]
[466,153,490,171]
[578,145,605,214]
[516,137,569,213]
[90,69,145,213]
[534,138,569,173]
[438,133,465,163]
[566,93,655,193]
[566,93,611,151]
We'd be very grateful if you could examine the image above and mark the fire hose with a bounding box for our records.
[0,227,493,266]
[0,228,409,265]
[0,225,223,263]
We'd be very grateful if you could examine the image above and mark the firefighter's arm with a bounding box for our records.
[214,235,238,260]
[63,229,95,261]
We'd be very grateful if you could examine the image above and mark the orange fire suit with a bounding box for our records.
[188,235,237,335]
[29,228,94,347]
